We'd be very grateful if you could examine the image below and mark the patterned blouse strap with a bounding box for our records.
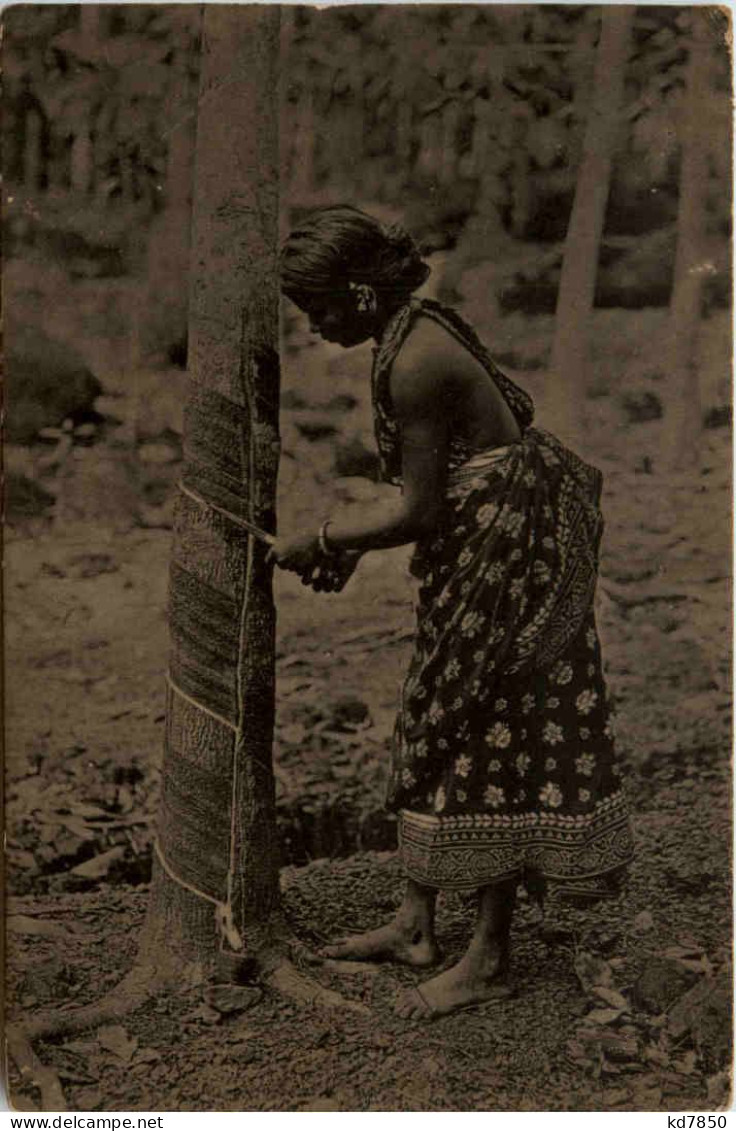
[370,298,423,484]
[371,299,421,392]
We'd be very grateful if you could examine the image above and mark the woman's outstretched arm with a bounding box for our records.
[272,344,450,569]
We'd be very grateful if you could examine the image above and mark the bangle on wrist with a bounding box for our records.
[318,520,337,556]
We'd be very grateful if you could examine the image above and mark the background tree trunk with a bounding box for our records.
[23,108,43,190]
[141,3,282,978]
[663,9,710,469]
[549,6,633,445]
[291,86,315,202]
[70,5,100,195]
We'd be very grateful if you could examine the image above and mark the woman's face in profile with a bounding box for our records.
[293,291,372,348]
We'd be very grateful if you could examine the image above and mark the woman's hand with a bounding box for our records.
[269,533,362,594]
[268,531,322,574]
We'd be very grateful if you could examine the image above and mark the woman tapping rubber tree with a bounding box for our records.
[273,206,634,1020]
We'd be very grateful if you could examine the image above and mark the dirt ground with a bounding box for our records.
[4,290,732,1111]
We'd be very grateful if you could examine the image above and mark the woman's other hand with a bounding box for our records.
[269,535,362,594]
[308,550,362,593]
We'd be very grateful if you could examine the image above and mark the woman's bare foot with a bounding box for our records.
[322,920,440,968]
[395,881,517,1019]
[395,947,511,1019]
[323,878,440,967]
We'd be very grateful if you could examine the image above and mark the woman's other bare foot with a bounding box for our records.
[395,879,516,1018]
[394,947,511,1018]
[322,920,440,968]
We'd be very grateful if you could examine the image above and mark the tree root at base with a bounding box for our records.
[6,949,369,1109]
[6,964,159,1111]
[265,956,371,1016]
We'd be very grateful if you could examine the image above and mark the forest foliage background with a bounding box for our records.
[4,5,731,378]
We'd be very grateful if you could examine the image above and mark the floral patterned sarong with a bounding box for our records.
[372,299,634,900]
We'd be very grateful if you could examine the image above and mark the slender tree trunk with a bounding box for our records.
[549,7,633,444]
[440,58,509,308]
[509,133,531,239]
[137,25,198,365]
[119,152,135,202]
[70,5,100,195]
[70,130,94,194]
[23,108,43,190]
[396,98,413,166]
[142,3,283,977]
[439,99,459,187]
[291,85,315,201]
[664,10,710,469]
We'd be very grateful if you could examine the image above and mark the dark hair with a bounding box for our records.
[281,205,430,305]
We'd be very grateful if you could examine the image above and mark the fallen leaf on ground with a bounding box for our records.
[574,951,614,995]
[8,850,37,872]
[566,1039,593,1065]
[57,818,97,841]
[61,1039,98,1058]
[580,1027,639,1064]
[631,1082,663,1109]
[633,911,654,931]
[672,1050,698,1076]
[68,802,109,820]
[223,1027,256,1045]
[321,958,380,977]
[593,985,628,1010]
[660,943,703,960]
[299,1097,341,1111]
[132,1048,161,1066]
[583,1008,625,1026]
[7,915,72,941]
[706,1072,732,1108]
[184,1004,222,1025]
[602,1087,630,1106]
[9,1093,39,1113]
[659,943,712,977]
[643,1043,670,1068]
[97,1025,138,1064]
[55,1061,98,1086]
[71,847,125,880]
[203,984,262,1015]
[676,935,702,952]
[678,956,713,976]
[74,1088,102,1110]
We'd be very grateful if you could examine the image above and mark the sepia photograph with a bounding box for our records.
[3,3,733,1113]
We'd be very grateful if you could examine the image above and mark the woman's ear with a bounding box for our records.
[349,282,377,316]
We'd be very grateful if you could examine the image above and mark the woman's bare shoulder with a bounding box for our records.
[388,318,455,418]
[394,314,460,369]
[391,312,484,390]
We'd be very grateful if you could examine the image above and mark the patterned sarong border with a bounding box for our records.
[398,792,633,893]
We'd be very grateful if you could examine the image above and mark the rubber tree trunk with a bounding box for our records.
[549,7,633,445]
[141,4,282,978]
[663,10,710,469]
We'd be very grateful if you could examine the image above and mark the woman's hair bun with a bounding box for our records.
[382,222,416,258]
[281,205,431,301]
